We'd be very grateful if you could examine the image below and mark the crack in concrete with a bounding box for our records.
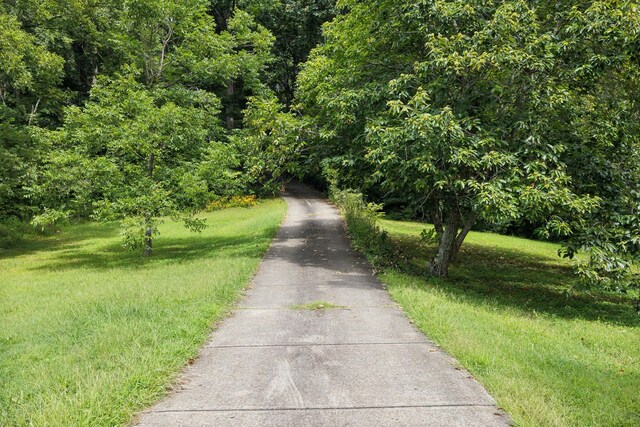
[152,403,499,413]
[207,342,430,349]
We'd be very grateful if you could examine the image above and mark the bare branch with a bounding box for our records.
[28,98,41,126]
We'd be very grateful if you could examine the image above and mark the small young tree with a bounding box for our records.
[32,0,275,255]
[35,73,237,255]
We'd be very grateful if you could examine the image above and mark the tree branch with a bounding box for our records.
[28,98,41,126]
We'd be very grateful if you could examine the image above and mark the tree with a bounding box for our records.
[3,0,126,100]
[240,0,336,108]
[35,73,236,255]
[297,0,638,278]
[553,3,640,294]
[0,12,63,221]
[366,88,596,277]
[33,0,274,255]
[233,93,304,194]
[296,0,415,194]
[206,0,276,129]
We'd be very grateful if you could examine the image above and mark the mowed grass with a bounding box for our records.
[0,199,286,426]
[379,219,640,427]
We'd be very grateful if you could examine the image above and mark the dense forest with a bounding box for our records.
[1,0,638,294]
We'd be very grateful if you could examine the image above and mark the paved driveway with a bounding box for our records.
[136,183,509,426]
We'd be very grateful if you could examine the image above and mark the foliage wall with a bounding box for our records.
[0,0,331,252]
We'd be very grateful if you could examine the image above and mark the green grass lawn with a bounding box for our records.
[0,199,286,426]
[379,219,640,427]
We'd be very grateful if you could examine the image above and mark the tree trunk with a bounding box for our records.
[429,214,459,277]
[211,1,236,33]
[225,79,235,131]
[432,205,444,238]
[451,213,476,262]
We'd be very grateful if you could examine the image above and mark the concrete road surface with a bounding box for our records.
[135,183,510,426]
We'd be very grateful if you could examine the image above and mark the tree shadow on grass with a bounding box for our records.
[29,226,279,272]
[0,222,122,260]
[390,235,640,328]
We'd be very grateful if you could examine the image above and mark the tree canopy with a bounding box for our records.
[0,0,296,253]
[297,0,640,285]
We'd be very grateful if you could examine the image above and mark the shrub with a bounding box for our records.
[330,187,400,269]
[205,195,258,212]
